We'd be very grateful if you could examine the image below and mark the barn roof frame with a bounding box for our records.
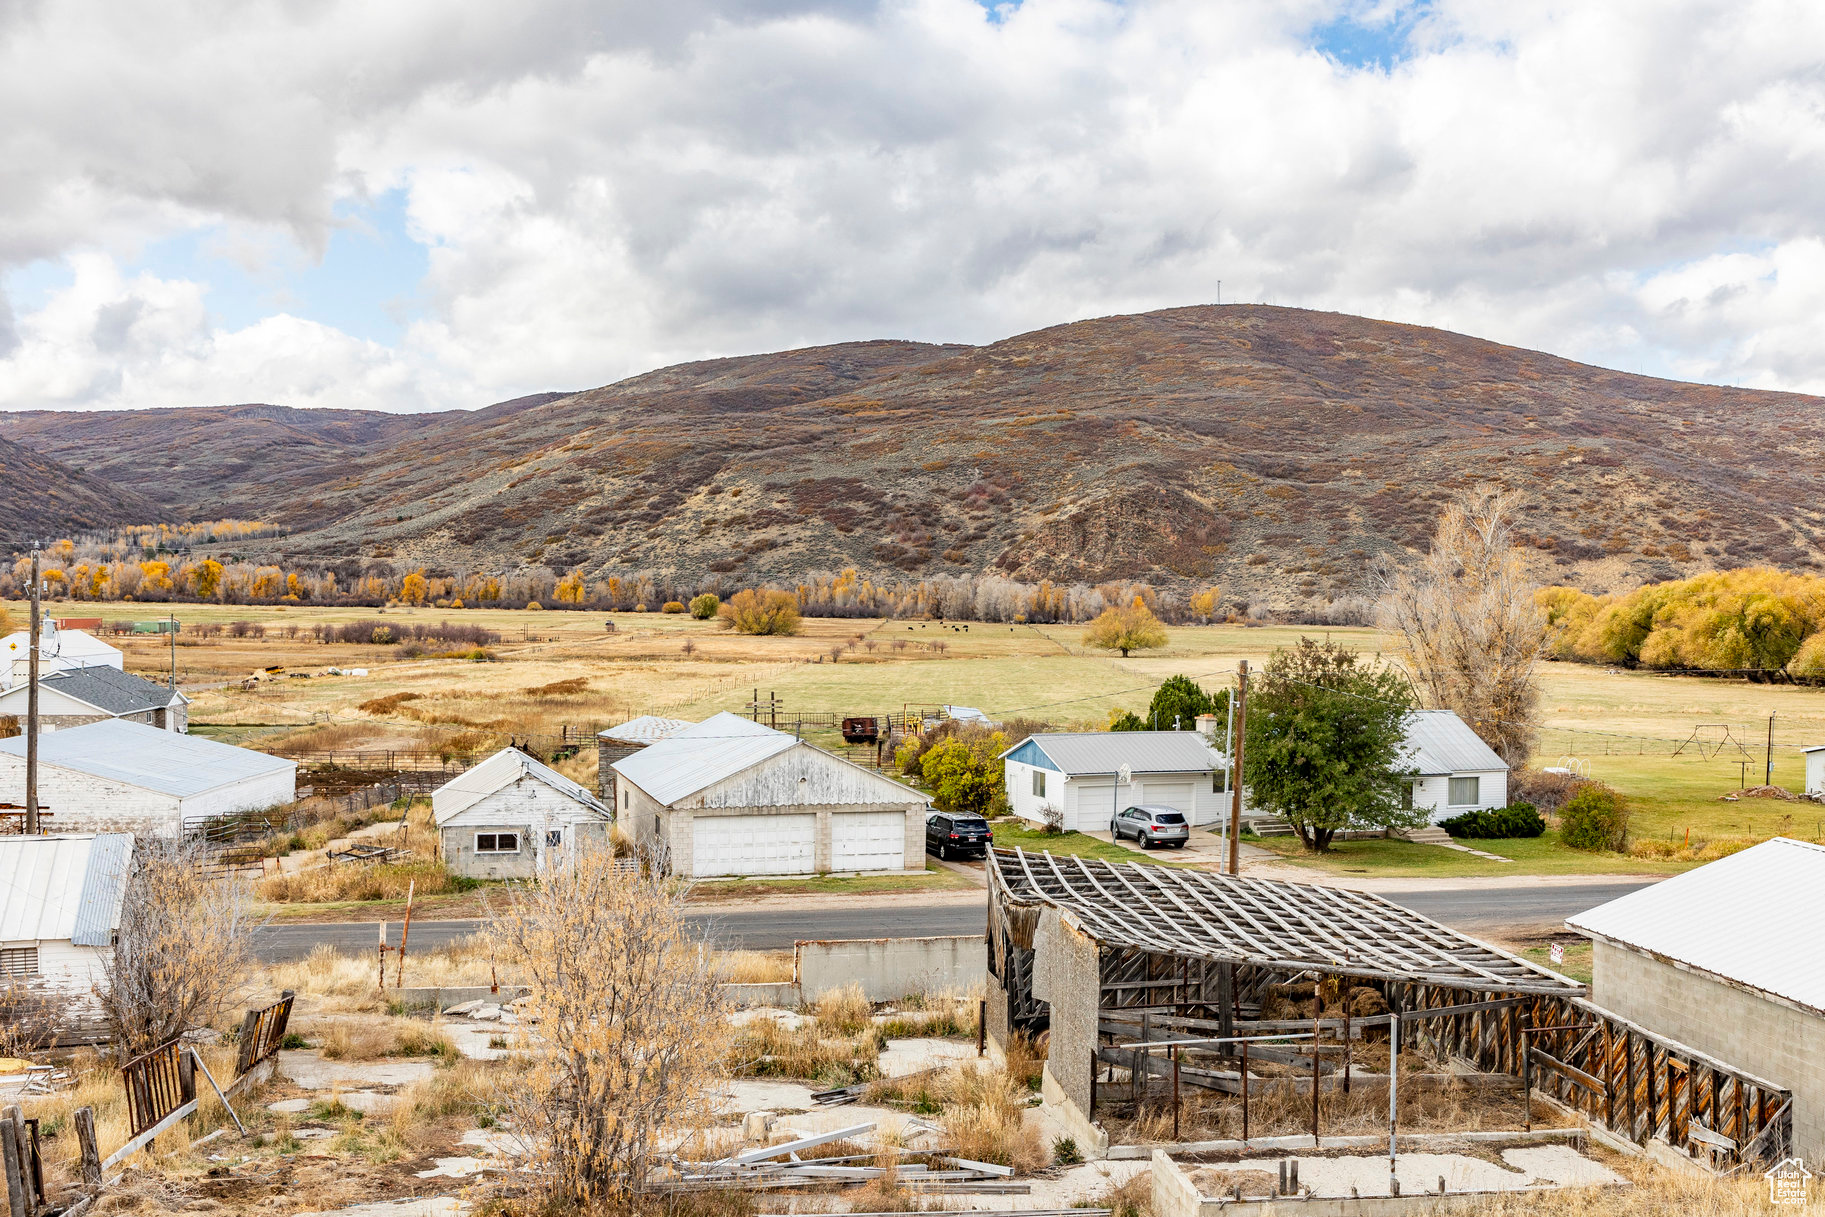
[989,847,1582,997]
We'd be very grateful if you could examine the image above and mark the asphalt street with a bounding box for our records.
[250,880,1652,961]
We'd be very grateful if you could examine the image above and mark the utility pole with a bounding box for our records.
[25,548,41,835]
[1227,659,1248,875]
[169,612,178,689]
[1766,712,1776,787]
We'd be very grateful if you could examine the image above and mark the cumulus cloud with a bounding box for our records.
[2,0,1824,411]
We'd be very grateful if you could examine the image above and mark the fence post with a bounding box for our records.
[1,1116,25,1217]
[234,1008,261,1077]
[1,1106,29,1217]
[177,1049,196,1107]
[74,1108,101,1193]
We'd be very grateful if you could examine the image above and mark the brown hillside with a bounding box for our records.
[0,435,161,543]
[3,307,1822,605]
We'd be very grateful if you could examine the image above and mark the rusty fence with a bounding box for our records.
[119,1040,194,1141]
[234,991,295,1077]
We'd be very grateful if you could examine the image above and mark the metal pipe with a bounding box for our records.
[1388,1011,1399,1193]
[24,550,40,835]
[1241,1041,1249,1143]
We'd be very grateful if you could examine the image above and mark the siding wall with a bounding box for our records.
[440,776,611,878]
[1808,751,1824,797]
[621,780,919,877]
[0,754,293,834]
[1411,769,1508,822]
[2,937,111,1008]
[1592,938,1824,1162]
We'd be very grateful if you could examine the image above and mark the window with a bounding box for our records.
[0,947,38,977]
[475,832,520,854]
[546,829,562,848]
[622,789,630,810]
[1448,776,1480,806]
[1031,769,1047,798]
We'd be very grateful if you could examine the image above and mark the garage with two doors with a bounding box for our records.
[615,712,929,878]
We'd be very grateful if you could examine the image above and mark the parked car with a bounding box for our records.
[926,812,993,859]
[1111,805,1190,848]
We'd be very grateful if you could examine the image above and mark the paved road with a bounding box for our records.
[251,881,1651,962]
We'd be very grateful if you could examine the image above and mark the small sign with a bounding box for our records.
[1766,1158,1812,1206]
[1549,942,1565,966]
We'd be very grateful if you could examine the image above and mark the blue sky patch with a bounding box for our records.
[1310,2,1430,72]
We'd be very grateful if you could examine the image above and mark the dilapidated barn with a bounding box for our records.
[985,847,1794,1168]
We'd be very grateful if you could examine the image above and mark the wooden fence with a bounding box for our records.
[119,1040,192,1140]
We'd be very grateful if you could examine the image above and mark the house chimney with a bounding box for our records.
[1195,714,1220,742]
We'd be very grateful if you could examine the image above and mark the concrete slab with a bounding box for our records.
[712,1079,817,1115]
[415,1157,509,1179]
[444,1025,514,1062]
[294,1200,468,1217]
[1186,1145,1624,1200]
[730,1007,815,1032]
[878,1037,980,1078]
[279,1051,436,1091]
[460,1127,529,1158]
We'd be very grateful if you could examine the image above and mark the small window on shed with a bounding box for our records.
[1031,769,1046,798]
[546,829,562,848]
[0,947,38,977]
[1448,776,1480,806]
[475,832,520,854]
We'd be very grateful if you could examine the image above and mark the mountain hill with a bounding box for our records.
[3,306,1822,605]
[0,435,161,543]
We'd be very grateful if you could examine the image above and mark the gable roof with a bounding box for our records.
[1,628,122,665]
[1566,837,1825,1016]
[1402,710,1507,775]
[0,718,295,797]
[0,665,188,716]
[0,833,134,945]
[432,747,612,824]
[598,715,694,745]
[612,712,798,805]
[999,731,1224,776]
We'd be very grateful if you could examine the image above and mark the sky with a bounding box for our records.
[2,0,1824,413]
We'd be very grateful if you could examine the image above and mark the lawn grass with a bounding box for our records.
[1247,831,1692,878]
[1516,939,1594,986]
[987,819,1206,867]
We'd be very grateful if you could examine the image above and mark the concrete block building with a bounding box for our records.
[432,747,612,879]
[1568,837,1825,1162]
[613,712,928,877]
[0,666,189,733]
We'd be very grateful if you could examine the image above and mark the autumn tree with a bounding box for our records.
[492,847,725,1208]
[918,730,1009,816]
[718,588,802,635]
[188,558,224,600]
[1082,597,1168,657]
[1188,585,1224,622]
[399,569,429,605]
[689,592,720,619]
[1243,637,1419,852]
[1378,493,1551,766]
[555,568,588,605]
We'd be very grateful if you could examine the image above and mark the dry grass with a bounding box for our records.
[259,858,473,903]
[262,938,511,1000]
[814,983,873,1035]
[723,951,794,984]
[1463,1155,1817,1215]
[935,1061,1047,1171]
[1082,1171,1153,1217]
[727,1016,881,1088]
[1627,835,1760,863]
[306,1016,461,1061]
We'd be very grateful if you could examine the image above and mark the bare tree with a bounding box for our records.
[491,847,726,1207]
[1378,492,1552,766]
[101,837,259,1056]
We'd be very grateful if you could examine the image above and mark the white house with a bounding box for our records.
[0,666,189,733]
[432,747,613,880]
[1,625,124,689]
[1400,710,1509,823]
[0,833,133,1007]
[1000,732,1229,831]
[1805,745,1824,798]
[0,719,296,835]
[1567,838,1825,1162]
[613,712,929,878]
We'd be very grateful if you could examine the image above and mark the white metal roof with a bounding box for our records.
[432,747,611,824]
[1566,837,1825,1016]
[1001,731,1224,776]
[943,705,993,724]
[612,712,797,805]
[0,718,295,797]
[0,833,133,945]
[597,715,695,745]
[1401,710,1507,775]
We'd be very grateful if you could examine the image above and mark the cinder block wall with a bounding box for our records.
[597,739,642,801]
[1592,938,1823,1162]
[798,936,986,1001]
[1033,907,1102,1115]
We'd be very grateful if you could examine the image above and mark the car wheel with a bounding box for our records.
[1173,842,1187,849]
[939,844,950,860]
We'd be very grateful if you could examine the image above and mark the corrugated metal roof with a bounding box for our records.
[0,834,132,944]
[0,666,186,716]
[943,706,992,724]
[0,718,295,797]
[1401,710,1507,775]
[1566,837,1825,1015]
[597,715,695,745]
[999,732,1224,776]
[612,712,797,805]
[432,747,613,824]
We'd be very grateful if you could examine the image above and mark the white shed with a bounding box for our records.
[1399,710,1509,823]
[432,747,613,879]
[0,833,133,1005]
[0,666,189,733]
[1000,732,1229,831]
[1567,838,1825,1162]
[1,626,123,689]
[1805,745,1824,798]
[613,712,928,878]
[0,719,297,835]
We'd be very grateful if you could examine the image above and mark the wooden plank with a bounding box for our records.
[100,1101,198,1170]
[1528,1048,1603,1095]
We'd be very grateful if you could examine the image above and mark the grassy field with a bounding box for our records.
[16,600,1825,878]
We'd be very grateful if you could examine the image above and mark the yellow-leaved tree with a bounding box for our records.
[1082,596,1168,658]
[717,588,802,636]
[492,848,725,1207]
[399,569,429,605]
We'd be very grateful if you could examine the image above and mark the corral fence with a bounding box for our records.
[233,991,295,1077]
[0,1103,47,1216]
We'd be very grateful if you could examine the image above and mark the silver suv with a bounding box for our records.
[1111,805,1190,849]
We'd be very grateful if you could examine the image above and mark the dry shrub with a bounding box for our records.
[1083,1171,1153,1217]
[309,1016,455,1061]
[876,988,983,1039]
[259,859,470,903]
[1628,835,1759,863]
[525,677,589,696]
[1510,768,1588,813]
[937,1062,1046,1171]
[722,951,793,984]
[814,983,872,1035]
[1463,1155,1768,1215]
[728,1016,881,1087]
[267,720,391,755]
[359,691,423,714]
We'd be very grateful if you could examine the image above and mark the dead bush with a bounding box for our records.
[814,982,872,1035]
[937,1062,1046,1171]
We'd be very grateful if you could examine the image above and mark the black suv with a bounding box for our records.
[926,812,993,859]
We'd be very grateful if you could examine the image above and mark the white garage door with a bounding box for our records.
[692,814,815,877]
[1144,782,1199,822]
[831,811,906,872]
